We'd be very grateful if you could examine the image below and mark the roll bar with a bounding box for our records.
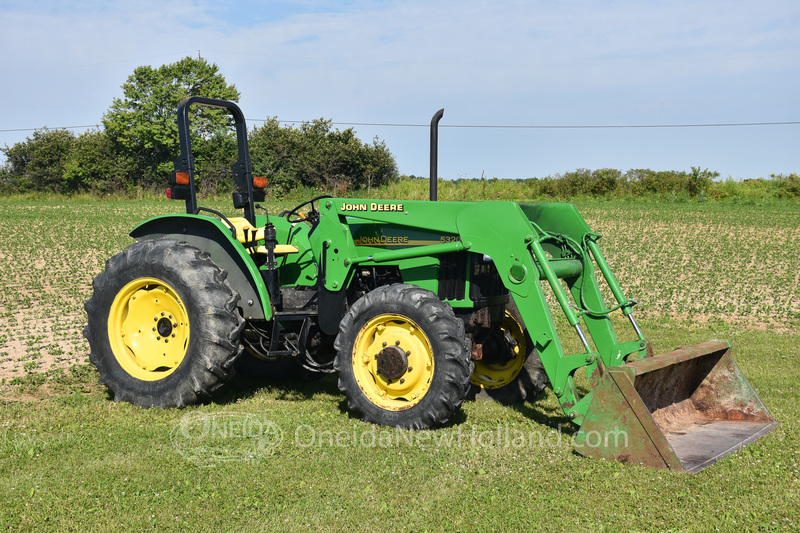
[170,97,260,224]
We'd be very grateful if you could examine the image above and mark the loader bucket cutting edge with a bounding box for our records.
[573,340,778,472]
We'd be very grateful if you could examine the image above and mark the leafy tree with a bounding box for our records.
[591,168,621,196]
[248,117,304,196]
[627,168,690,197]
[248,118,398,197]
[63,130,136,193]
[363,138,396,193]
[687,166,718,197]
[193,132,238,197]
[771,173,800,198]
[102,56,240,188]
[0,128,75,192]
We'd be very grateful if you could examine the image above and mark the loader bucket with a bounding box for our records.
[573,341,778,472]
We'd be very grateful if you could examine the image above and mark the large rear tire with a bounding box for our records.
[84,239,244,408]
[468,299,549,403]
[334,284,472,429]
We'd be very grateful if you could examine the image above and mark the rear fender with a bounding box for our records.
[130,214,271,320]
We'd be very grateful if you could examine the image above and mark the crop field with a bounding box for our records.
[580,202,800,329]
[0,198,798,531]
[0,199,796,380]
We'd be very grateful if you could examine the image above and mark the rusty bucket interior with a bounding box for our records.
[573,340,778,472]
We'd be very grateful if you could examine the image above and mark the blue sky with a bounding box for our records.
[1,0,798,180]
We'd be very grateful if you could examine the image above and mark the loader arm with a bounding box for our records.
[454,201,649,423]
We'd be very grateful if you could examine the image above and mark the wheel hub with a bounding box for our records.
[480,328,518,366]
[157,316,175,338]
[376,344,409,380]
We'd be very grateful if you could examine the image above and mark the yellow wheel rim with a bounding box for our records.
[470,310,527,389]
[108,277,190,381]
[352,314,434,411]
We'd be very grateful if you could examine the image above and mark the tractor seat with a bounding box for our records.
[228,217,299,255]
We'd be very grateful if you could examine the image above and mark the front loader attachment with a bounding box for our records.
[573,341,778,472]
[311,198,777,471]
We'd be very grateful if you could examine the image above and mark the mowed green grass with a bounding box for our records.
[0,198,798,531]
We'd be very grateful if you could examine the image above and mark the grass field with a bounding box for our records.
[0,198,798,531]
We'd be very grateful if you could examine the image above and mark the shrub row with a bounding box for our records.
[374,168,800,203]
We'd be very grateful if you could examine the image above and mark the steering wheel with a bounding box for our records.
[284,195,333,225]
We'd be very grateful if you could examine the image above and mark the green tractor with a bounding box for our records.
[85,97,777,472]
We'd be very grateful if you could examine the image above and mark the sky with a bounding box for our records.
[1,0,799,180]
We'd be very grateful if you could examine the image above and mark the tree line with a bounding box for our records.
[0,57,398,197]
[2,57,796,202]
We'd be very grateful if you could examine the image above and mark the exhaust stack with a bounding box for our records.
[430,108,444,201]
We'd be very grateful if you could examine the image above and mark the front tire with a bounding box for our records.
[334,284,472,429]
[84,239,244,408]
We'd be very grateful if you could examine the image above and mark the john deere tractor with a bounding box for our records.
[85,97,777,471]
